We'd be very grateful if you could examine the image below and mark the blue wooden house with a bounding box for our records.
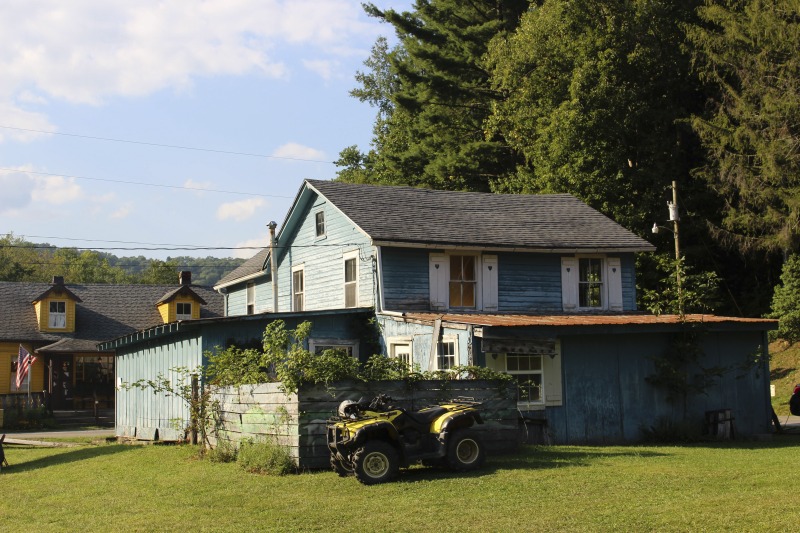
[209,180,776,442]
[113,179,775,443]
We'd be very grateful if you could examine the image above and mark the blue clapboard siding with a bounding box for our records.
[115,310,375,440]
[497,252,563,312]
[541,330,771,443]
[381,249,638,313]
[381,247,430,310]
[620,253,636,311]
[377,315,469,370]
[275,195,374,312]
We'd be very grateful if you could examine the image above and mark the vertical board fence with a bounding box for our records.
[211,379,519,470]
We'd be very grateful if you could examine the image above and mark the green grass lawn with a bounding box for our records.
[2,439,799,532]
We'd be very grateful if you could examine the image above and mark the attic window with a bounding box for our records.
[315,211,325,238]
[48,301,66,329]
[176,302,192,320]
[246,282,255,315]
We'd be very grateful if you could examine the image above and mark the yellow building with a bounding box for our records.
[0,273,223,412]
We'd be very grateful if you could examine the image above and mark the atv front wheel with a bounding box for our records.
[330,455,353,477]
[446,429,485,471]
[352,441,399,485]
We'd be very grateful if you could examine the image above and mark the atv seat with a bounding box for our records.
[404,406,448,427]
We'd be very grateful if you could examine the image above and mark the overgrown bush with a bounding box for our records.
[236,439,295,475]
[207,439,238,463]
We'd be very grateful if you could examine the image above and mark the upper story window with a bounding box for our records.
[344,252,358,308]
[292,266,304,311]
[246,282,255,315]
[578,258,604,308]
[449,255,476,308]
[561,256,623,312]
[315,211,325,238]
[430,253,497,311]
[176,302,192,320]
[48,301,66,328]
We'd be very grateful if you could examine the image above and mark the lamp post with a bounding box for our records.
[651,181,682,297]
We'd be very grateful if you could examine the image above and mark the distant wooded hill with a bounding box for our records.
[0,234,247,286]
[102,254,246,287]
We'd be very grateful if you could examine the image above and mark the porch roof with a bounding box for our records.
[393,312,777,331]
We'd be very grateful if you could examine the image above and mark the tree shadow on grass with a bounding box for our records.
[393,445,669,484]
[2,444,135,473]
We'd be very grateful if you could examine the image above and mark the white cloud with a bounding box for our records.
[272,143,326,161]
[0,171,35,214]
[233,235,269,259]
[0,103,54,142]
[0,0,381,132]
[303,59,340,81]
[184,179,213,196]
[31,175,83,205]
[110,203,133,219]
[217,197,266,221]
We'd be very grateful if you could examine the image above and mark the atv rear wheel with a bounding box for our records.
[352,441,399,485]
[330,455,353,477]
[446,429,485,471]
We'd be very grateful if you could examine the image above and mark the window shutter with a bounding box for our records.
[429,254,449,310]
[561,257,578,311]
[543,348,563,406]
[607,257,623,311]
[482,255,498,311]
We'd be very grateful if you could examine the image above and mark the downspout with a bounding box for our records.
[268,221,279,312]
[375,245,384,312]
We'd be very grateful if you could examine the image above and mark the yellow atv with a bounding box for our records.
[326,394,485,484]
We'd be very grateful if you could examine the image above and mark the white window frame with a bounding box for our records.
[292,265,305,311]
[246,282,256,315]
[448,254,478,309]
[343,250,359,308]
[176,302,192,320]
[388,337,413,371]
[429,252,498,311]
[48,300,67,328]
[505,353,545,408]
[436,336,458,371]
[309,338,359,360]
[577,255,606,310]
[561,255,623,312]
[314,210,326,238]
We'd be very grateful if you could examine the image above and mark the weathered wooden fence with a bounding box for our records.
[210,379,519,470]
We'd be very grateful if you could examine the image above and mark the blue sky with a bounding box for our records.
[0,0,408,261]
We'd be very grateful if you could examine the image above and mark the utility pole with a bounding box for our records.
[669,181,681,292]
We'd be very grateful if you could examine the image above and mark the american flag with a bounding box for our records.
[15,345,36,390]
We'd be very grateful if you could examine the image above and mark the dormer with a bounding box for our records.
[156,271,207,323]
[32,276,82,333]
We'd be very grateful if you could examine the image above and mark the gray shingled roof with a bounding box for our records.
[215,248,269,288]
[0,281,224,351]
[307,180,654,252]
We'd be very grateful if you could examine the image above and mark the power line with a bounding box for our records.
[0,125,335,164]
[0,167,295,198]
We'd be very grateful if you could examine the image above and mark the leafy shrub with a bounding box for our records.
[361,354,414,380]
[236,439,295,475]
[207,439,238,463]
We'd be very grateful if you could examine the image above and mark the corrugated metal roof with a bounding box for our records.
[396,312,777,329]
